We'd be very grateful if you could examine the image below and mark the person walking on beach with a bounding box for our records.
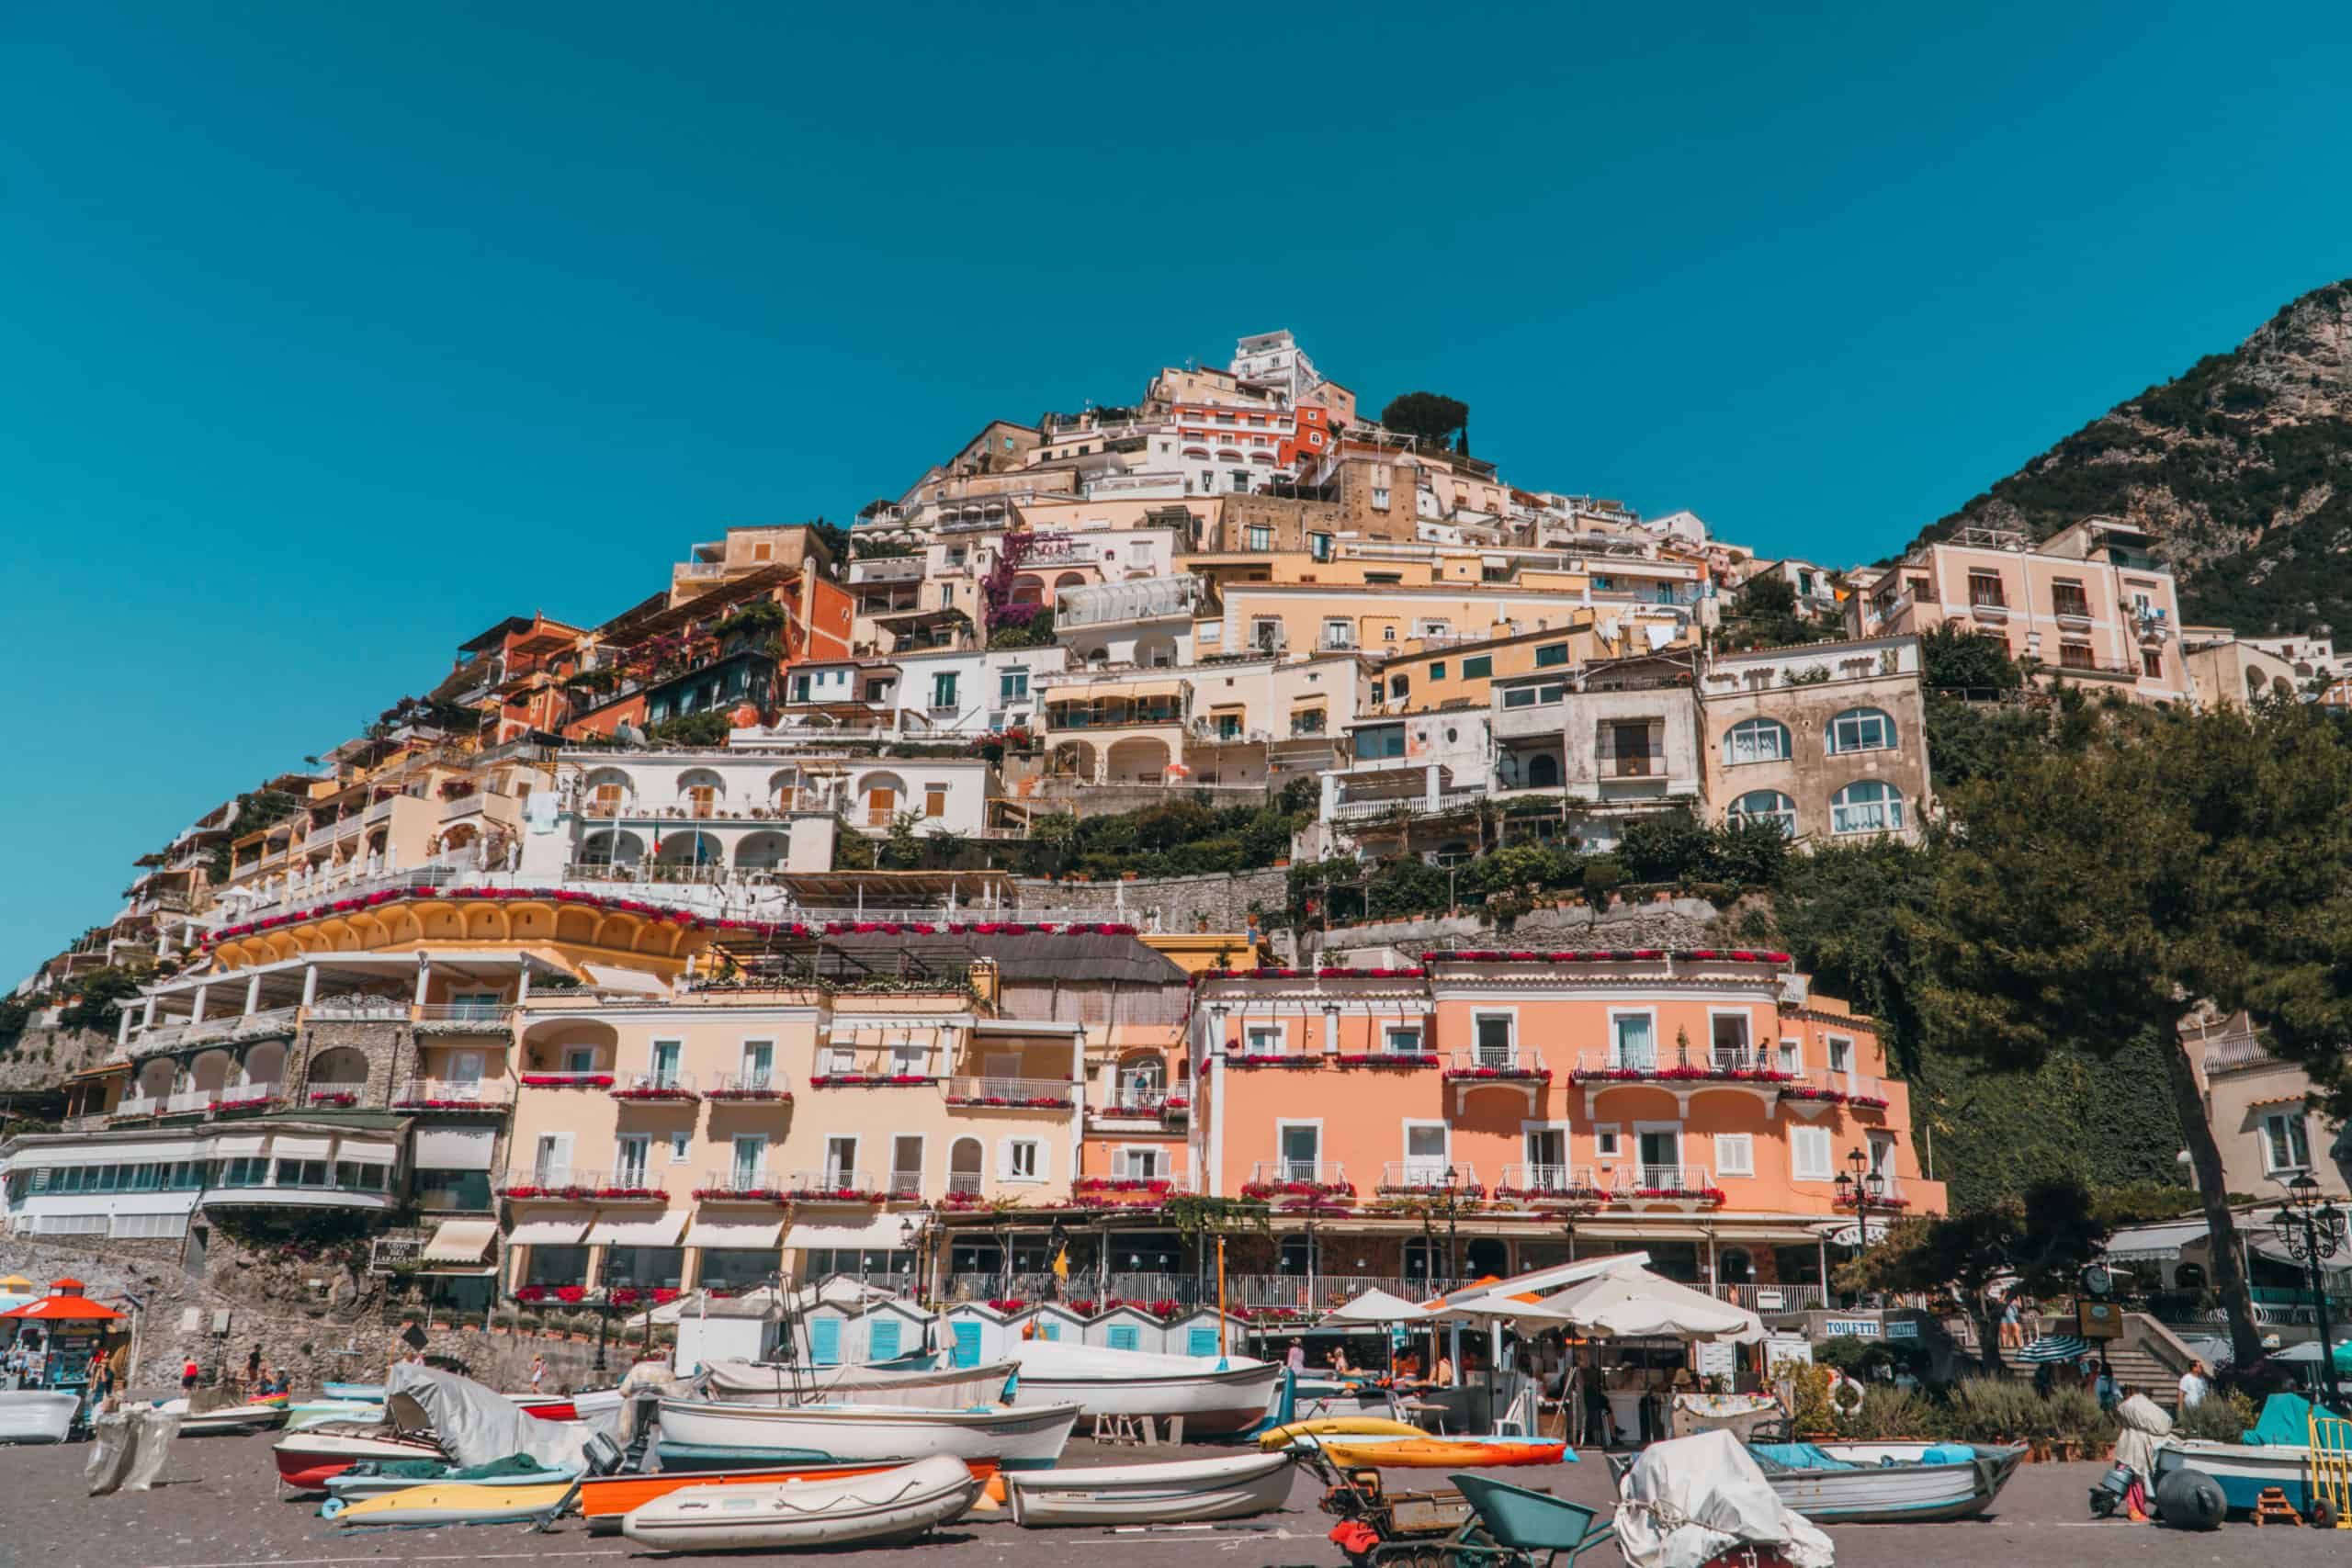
[181,1355,200,1392]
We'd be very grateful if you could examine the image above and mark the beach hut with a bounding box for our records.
[1084,1302,1169,1354]
[940,1300,1019,1368]
[1166,1305,1250,1360]
[850,1294,934,1364]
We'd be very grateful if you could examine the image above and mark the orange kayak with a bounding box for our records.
[579,1458,1001,1528]
[1315,1438,1566,1469]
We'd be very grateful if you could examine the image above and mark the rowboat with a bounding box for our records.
[156,1397,289,1436]
[0,1389,81,1443]
[328,1479,577,1526]
[654,1439,837,1472]
[511,1387,624,1422]
[1306,1436,1566,1469]
[272,1429,447,1490]
[322,1382,385,1402]
[655,1397,1082,1470]
[1259,1416,1430,1447]
[286,1398,387,1432]
[622,1454,981,1552]
[1008,1450,1296,1527]
[1744,1441,2026,1523]
[1007,1342,1283,1438]
[325,1461,578,1504]
[700,1357,1019,1410]
[579,1456,1001,1532]
[2152,1438,2313,1516]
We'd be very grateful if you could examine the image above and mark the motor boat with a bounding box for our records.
[1006,1342,1283,1438]
[154,1395,290,1436]
[509,1386,624,1422]
[621,1454,981,1552]
[0,1389,81,1444]
[654,1396,1081,1470]
[697,1357,1018,1411]
[579,1456,1000,1533]
[1008,1450,1296,1526]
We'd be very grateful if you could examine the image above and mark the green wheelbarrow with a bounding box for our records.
[1393,1472,1616,1568]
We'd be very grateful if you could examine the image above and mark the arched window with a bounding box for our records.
[1718,1247,1755,1285]
[1722,718,1791,766]
[1830,780,1905,836]
[1729,790,1798,838]
[1826,707,1896,754]
[947,1137,984,1197]
[1526,752,1562,788]
[1115,1053,1165,1111]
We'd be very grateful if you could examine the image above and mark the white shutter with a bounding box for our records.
[414,1127,496,1169]
[1715,1134,1755,1179]
[1792,1126,1831,1182]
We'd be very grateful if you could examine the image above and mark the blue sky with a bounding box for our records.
[5,2,2347,983]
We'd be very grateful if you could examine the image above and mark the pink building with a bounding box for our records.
[1848,519,2191,702]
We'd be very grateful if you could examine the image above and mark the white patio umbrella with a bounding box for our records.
[1541,1263,1766,1344]
[1323,1287,1433,1325]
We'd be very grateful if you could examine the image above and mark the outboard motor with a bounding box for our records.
[2087,1461,2133,1518]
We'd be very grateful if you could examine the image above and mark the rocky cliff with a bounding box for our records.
[1917,277,2352,636]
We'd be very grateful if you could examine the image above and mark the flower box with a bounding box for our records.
[1491,1184,1608,1203]
[1623,1187,1728,1205]
[937,1190,993,1210]
[809,1074,933,1089]
[1849,1095,1890,1111]
[521,1073,615,1089]
[1160,1098,1190,1116]
[1779,1085,1848,1103]
[1226,1055,1317,1069]
[1336,1054,1438,1069]
[795,1187,891,1203]
[1377,1181,1487,1199]
[593,1185,667,1201]
[306,1090,359,1107]
[692,1187,786,1202]
[1567,1066,1793,1085]
[1442,1066,1552,1082]
[945,1093,1075,1109]
[1239,1179,1355,1201]
[985,1298,1028,1313]
[393,1097,503,1111]
[1835,1193,1910,1210]
[1074,1177,1173,1196]
[611,1085,699,1101]
[706,1088,793,1102]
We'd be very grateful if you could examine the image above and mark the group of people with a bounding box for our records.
[1,1332,47,1387]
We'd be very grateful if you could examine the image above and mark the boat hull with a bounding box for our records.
[622,1454,980,1552]
[1260,1416,1430,1448]
[1760,1443,2025,1524]
[1313,1438,1566,1469]
[655,1398,1080,1470]
[0,1390,81,1444]
[1009,1451,1295,1527]
[701,1359,1018,1411]
[581,1457,1000,1530]
[161,1399,289,1436]
[333,1480,576,1526]
[1006,1347,1283,1437]
[272,1432,446,1490]
[2153,1439,2313,1515]
[326,1465,577,1503]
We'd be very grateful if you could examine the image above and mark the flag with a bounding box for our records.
[1051,1246,1069,1283]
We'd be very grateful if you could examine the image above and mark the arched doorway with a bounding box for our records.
[734,830,790,873]
[654,830,721,868]
[1527,752,1561,788]
[1115,1052,1165,1111]
[1049,741,1098,780]
[676,769,726,818]
[854,772,907,829]
[1104,738,1170,784]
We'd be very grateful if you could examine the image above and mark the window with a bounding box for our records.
[741,1040,773,1089]
[2059,642,2097,671]
[1289,706,1326,737]
[1826,1036,1853,1074]
[2264,1111,2312,1173]
[563,1044,597,1075]
[1251,618,1285,652]
[1388,674,1410,701]
[1792,1124,1834,1181]
[1715,1134,1756,1179]
[1776,1038,1802,1075]
[2142,649,2163,679]
[1002,1138,1045,1181]
[1404,1122,1449,1180]
[923,784,947,818]
[1593,1124,1621,1160]
[1831,780,1905,835]
[730,1134,767,1185]
[931,671,958,708]
[667,1129,691,1164]
[823,1135,859,1186]
[1000,667,1028,702]
[891,1135,923,1193]
[650,1039,683,1088]
[1533,642,1569,668]
[1429,662,1447,682]
[1967,570,2007,608]
[1278,1122,1321,1180]
[1524,1127,1567,1179]
[1730,790,1798,837]
[1246,525,1273,551]
[1463,655,1493,679]
[1475,1014,1514,1066]
[1114,1145,1166,1180]
[1384,1025,1424,1055]
[1611,1012,1656,1070]
[1826,707,1895,753]
[616,1134,651,1184]
[1356,725,1407,760]
[1372,486,1391,511]
[1309,533,1332,561]
[2052,580,2091,618]
[1243,1023,1283,1056]
[1723,718,1791,765]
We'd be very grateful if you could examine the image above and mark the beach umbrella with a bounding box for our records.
[1323,1287,1432,1325]
[2016,1333,2091,1362]
[1539,1264,1766,1344]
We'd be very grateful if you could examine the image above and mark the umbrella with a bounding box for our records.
[0,1276,34,1292]
[1,1278,127,1322]
[1324,1287,1432,1325]
[2016,1334,2091,1363]
[1539,1263,1766,1344]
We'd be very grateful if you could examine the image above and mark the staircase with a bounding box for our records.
[1953,1312,2194,1412]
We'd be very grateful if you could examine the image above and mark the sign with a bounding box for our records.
[1764,1336,1814,1370]
[1823,1319,1882,1339]
[1825,1221,1891,1247]
[1885,1320,1920,1339]
[1695,1339,1737,1380]
[2078,1300,2123,1341]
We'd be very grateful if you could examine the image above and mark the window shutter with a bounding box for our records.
[1716,1134,1755,1179]
[1792,1127,1831,1182]
[809,1316,842,1366]
[1188,1326,1217,1357]
[867,1318,901,1361]
[951,1322,981,1368]
[1109,1325,1140,1351]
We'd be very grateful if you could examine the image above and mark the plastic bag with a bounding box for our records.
[125,1408,183,1491]
[85,1412,135,1496]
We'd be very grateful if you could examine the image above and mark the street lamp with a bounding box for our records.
[1442,1165,1463,1291]
[1833,1147,1885,1307]
[2275,1173,2346,1409]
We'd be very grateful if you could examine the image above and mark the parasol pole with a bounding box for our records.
[1216,1236,1227,1368]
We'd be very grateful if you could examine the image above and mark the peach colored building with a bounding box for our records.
[1189,951,1942,1308]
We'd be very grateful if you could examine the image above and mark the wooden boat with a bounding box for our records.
[325,1461,579,1504]
[272,1429,446,1490]
[1008,1450,1296,1527]
[0,1389,81,1443]
[655,1439,837,1472]
[2152,1438,2313,1516]
[157,1396,289,1436]
[1007,1342,1283,1438]
[1307,1435,1567,1469]
[510,1387,624,1422]
[1260,1416,1429,1447]
[328,1478,577,1526]
[655,1397,1081,1470]
[622,1454,981,1552]
[580,1456,1000,1532]
[322,1382,385,1401]
[1744,1441,2026,1523]
[700,1358,1018,1410]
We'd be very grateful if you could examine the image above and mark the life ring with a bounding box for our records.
[1827,1373,1866,1416]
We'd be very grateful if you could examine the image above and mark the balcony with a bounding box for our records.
[1244,1159,1351,1201]
[516,1069,616,1089]
[392,1078,513,1111]
[413,1003,515,1034]
[787,1168,917,1203]
[707,1072,793,1102]
[1710,1282,1826,1313]
[695,1168,789,1202]
[1495,1164,1605,1201]
[2203,1033,2278,1076]
[164,1089,213,1116]
[1072,1173,1193,1203]
[307,995,411,1022]
[1444,1047,1549,1082]
[1377,1162,1482,1197]
[216,1081,278,1111]
[112,1094,164,1121]
[1329,789,1486,824]
[497,1167,668,1201]
[613,1070,700,1103]
[1571,1047,1795,1112]
[1091,1089,1174,1121]
[1610,1165,1722,1205]
[944,1075,1075,1110]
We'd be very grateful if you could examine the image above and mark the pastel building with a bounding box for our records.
[1188,952,1942,1308]
[1695,636,1933,845]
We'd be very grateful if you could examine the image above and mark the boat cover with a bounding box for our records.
[1615,1429,1835,1568]
[2113,1393,2172,1476]
[2247,1393,2337,1447]
[1748,1443,1859,1472]
[385,1363,607,1472]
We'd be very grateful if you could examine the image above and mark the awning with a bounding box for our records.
[586,1209,691,1247]
[336,1142,396,1165]
[423,1219,499,1265]
[2255,1235,2352,1274]
[2104,1218,2212,1263]
[414,1126,497,1168]
[271,1136,334,1159]
[685,1216,786,1249]
[509,1217,593,1247]
[213,1134,268,1157]
[786,1216,904,1251]
[582,964,669,996]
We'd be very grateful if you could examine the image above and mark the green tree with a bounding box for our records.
[1617,807,1711,884]
[1918,623,2022,694]
[1378,392,1469,450]
[1903,702,2352,1368]
[646,710,735,747]
[58,964,152,1034]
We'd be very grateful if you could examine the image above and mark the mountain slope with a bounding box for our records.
[1917,278,2352,634]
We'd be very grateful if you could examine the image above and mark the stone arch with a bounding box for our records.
[654,829,722,866]
[1104,737,1171,784]
[1010,575,1046,606]
[582,829,647,868]
[241,1039,288,1088]
[187,1049,235,1096]
[1050,740,1098,780]
[136,1058,175,1100]
[306,1044,370,1088]
[1053,571,1086,592]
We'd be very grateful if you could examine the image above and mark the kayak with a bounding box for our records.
[328,1479,577,1526]
[327,1462,577,1503]
[580,1457,1000,1532]
[1258,1416,1430,1448]
[1307,1437,1568,1469]
[654,1439,840,1472]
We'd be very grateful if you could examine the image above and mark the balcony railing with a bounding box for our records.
[2202,1033,2277,1075]
[707,1071,792,1100]
[946,1171,984,1196]
[413,1003,515,1031]
[1446,1046,1547,1078]
[697,1168,788,1199]
[164,1089,212,1115]
[788,1168,919,1200]
[1496,1163,1603,1198]
[393,1078,512,1110]
[1573,1046,1787,1080]
[1611,1165,1716,1197]
[308,995,411,1021]
[1249,1158,1348,1190]
[114,1094,164,1120]
[498,1167,668,1199]
[1710,1282,1825,1312]
[1378,1162,1480,1194]
[1093,1088,1170,1117]
[614,1070,699,1101]
[217,1081,278,1109]
[944,1076,1075,1108]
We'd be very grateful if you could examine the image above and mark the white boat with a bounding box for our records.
[1007,1342,1283,1438]
[622,1454,980,1552]
[155,1396,289,1435]
[1743,1440,2026,1523]
[0,1389,81,1443]
[508,1386,625,1421]
[655,1396,1081,1470]
[700,1357,1018,1410]
[2152,1438,2314,1515]
[1008,1450,1296,1527]
[286,1398,386,1432]
[323,1381,385,1401]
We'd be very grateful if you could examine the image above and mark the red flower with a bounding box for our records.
[986,1298,1028,1313]
[554,1285,588,1304]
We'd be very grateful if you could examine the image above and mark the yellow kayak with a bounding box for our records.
[1259,1416,1430,1448]
[329,1480,575,1526]
[1315,1438,1566,1469]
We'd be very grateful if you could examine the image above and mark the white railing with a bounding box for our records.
[615,1070,698,1098]
[306,817,363,845]
[217,1081,277,1109]
[1804,1068,1883,1102]
[309,995,411,1021]
[790,1168,911,1197]
[1329,789,1485,823]
[1711,1282,1825,1312]
[2203,1034,2277,1074]
[413,1003,515,1027]
[165,1089,211,1114]
[1250,1158,1347,1189]
[1449,1046,1545,1075]
[946,1171,984,1195]
[115,1094,164,1119]
[1612,1165,1714,1196]
[500,1166,665,1196]
[944,1076,1075,1105]
[1379,1161,1479,1192]
[1094,1088,1169,1117]
[1497,1163,1600,1195]
[709,1071,790,1097]
[394,1077,511,1107]
[363,796,401,824]
[699,1168,787,1197]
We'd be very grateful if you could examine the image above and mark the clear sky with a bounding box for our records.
[5,2,2348,983]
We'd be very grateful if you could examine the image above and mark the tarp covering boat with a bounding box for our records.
[1616,1430,1835,1568]
[384,1362,608,1472]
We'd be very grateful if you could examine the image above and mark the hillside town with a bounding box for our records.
[3,329,2344,1445]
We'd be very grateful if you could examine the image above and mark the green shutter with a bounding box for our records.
[951,1322,981,1368]
[1463,656,1493,679]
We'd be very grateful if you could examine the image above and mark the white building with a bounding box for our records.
[887,646,1068,736]
[1055,577,1202,670]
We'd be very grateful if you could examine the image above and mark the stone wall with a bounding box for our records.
[0,1023,118,1100]
[1307,895,1724,965]
[292,1018,409,1107]
[1015,868,1293,958]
